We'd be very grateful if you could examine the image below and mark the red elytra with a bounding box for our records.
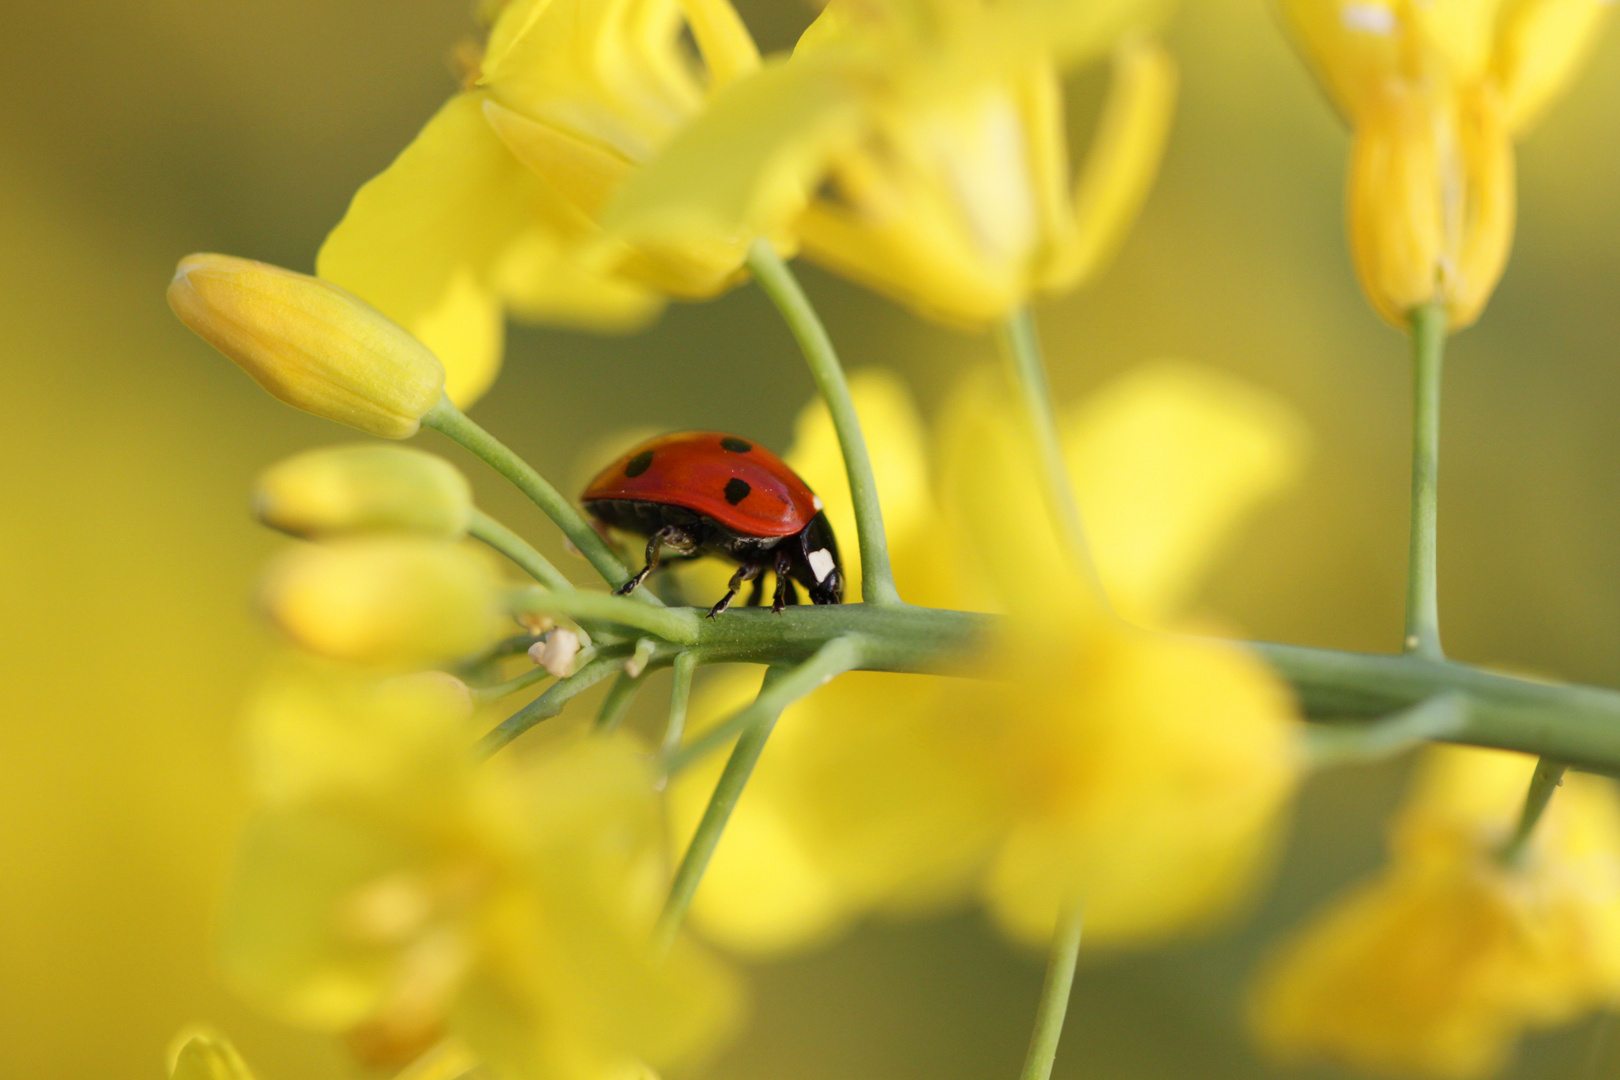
[581,431,820,538]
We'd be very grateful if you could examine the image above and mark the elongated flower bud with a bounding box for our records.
[168,254,446,438]
[254,444,473,539]
[260,538,506,667]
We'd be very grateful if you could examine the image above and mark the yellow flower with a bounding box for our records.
[1251,746,1620,1079]
[221,661,739,1078]
[255,445,473,540]
[259,538,508,668]
[318,0,764,404]
[672,360,1306,953]
[167,1028,481,1080]
[1281,0,1612,329]
[168,254,446,438]
[608,0,1174,324]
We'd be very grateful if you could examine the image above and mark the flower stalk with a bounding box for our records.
[422,397,644,594]
[1500,757,1569,866]
[998,308,1109,601]
[467,507,575,593]
[746,240,902,607]
[1404,302,1447,659]
[655,665,792,954]
[1019,904,1085,1080]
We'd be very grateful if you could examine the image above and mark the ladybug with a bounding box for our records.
[581,431,844,617]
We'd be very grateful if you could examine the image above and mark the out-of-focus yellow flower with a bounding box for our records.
[672,361,1305,953]
[168,254,446,438]
[1252,746,1620,1079]
[609,0,1173,324]
[318,0,764,404]
[221,662,739,1078]
[259,538,508,668]
[167,1028,481,1080]
[1281,0,1612,329]
[255,445,473,540]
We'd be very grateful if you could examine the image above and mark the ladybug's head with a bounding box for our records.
[796,511,843,605]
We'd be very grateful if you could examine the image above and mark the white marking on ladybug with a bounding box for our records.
[812,494,824,511]
[808,548,836,583]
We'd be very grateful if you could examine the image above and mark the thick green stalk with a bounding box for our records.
[467,508,574,593]
[1500,757,1568,865]
[998,309,1107,599]
[655,665,791,953]
[746,240,901,607]
[423,397,642,594]
[664,634,866,773]
[1405,303,1447,659]
[1019,905,1084,1080]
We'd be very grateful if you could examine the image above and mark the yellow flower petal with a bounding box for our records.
[1494,0,1613,133]
[1040,40,1177,291]
[1062,360,1308,625]
[318,94,656,406]
[168,1030,257,1080]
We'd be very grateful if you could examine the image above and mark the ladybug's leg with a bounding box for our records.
[745,573,767,607]
[770,547,800,613]
[616,524,696,596]
[707,562,763,619]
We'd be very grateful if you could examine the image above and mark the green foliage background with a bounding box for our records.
[3,0,1619,1076]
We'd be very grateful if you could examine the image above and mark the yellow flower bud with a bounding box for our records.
[254,444,473,539]
[260,538,507,667]
[168,254,446,437]
[167,1029,255,1080]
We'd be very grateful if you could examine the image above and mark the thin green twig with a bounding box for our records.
[663,635,866,773]
[1405,303,1447,659]
[423,397,647,596]
[477,652,626,757]
[746,240,901,606]
[1303,692,1468,769]
[508,587,700,643]
[594,669,646,733]
[1500,756,1568,865]
[467,507,574,593]
[655,665,791,954]
[1019,904,1084,1080]
[663,651,697,760]
[470,647,597,706]
[998,308,1108,600]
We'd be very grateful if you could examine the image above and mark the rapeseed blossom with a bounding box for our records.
[220,660,739,1079]
[671,361,1306,951]
[1252,746,1620,1078]
[318,0,766,404]
[610,0,1175,324]
[1281,0,1612,329]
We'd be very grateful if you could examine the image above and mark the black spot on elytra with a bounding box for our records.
[724,478,751,505]
[720,436,753,454]
[624,450,654,478]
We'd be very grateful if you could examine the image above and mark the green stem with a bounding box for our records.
[1019,904,1084,1080]
[594,669,646,733]
[663,651,697,759]
[1405,303,1447,659]
[470,648,596,706]
[423,397,645,595]
[467,508,574,593]
[477,652,627,757]
[1303,692,1467,769]
[746,240,901,607]
[655,665,792,953]
[508,587,700,644]
[1500,757,1567,865]
[663,635,865,773]
[998,309,1107,599]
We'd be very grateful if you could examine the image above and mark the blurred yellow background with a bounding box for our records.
[5,1,1620,1077]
